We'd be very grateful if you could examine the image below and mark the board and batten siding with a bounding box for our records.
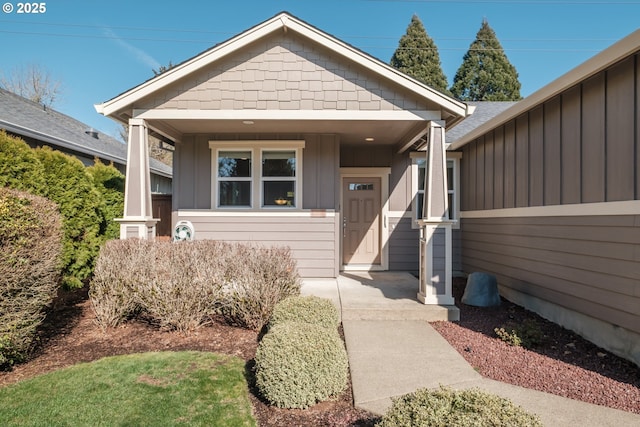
[460,54,639,211]
[458,51,640,365]
[388,215,461,272]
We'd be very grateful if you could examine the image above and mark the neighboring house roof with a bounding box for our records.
[449,28,640,150]
[95,11,472,134]
[0,88,172,178]
[445,101,518,145]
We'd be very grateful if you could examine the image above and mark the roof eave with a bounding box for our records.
[96,12,469,123]
[449,28,640,151]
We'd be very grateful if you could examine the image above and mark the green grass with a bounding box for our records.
[0,351,256,426]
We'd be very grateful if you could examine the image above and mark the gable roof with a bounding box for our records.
[449,28,640,150]
[95,12,471,130]
[0,88,172,177]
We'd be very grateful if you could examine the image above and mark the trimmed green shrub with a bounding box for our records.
[0,130,47,195]
[254,321,349,409]
[377,386,542,427]
[223,244,300,330]
[0,188,63,368]
[86,159,124,242]
[269,295,340,330]
[34,146,103,288]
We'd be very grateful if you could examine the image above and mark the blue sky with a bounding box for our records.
[1,0,639,139]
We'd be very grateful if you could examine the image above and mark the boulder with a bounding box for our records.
[462,272,501,307]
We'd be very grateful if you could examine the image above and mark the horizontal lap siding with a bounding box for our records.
[178,214,338,278]
[461,216,640,334]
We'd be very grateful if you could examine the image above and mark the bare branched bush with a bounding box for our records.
[90,240,297,332]
[0,188,62,368]
[135,241,227,332]
[89,239,153,329]
[222,244,300,331]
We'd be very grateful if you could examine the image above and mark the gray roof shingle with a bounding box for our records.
[446,101,519,145]
[0,88,172,177]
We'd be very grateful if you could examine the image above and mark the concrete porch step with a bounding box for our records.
[301,272,460,322]
[341,305,459,322]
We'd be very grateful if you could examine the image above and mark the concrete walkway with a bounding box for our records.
[301,272,640,427]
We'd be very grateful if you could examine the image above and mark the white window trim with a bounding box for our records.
[410,151,461,229]
[209,140,305,210]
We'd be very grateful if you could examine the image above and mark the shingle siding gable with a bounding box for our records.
[136,34,430,112]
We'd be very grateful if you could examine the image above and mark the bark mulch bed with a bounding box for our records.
[1,280,638,425]
[432,278,640,414]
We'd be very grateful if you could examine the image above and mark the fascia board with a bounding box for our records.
[282,17,468,118]
[96,16,286,117]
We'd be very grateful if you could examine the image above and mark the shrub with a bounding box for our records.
[377,386,542,427]
[90,240,227,331]
[269,295,340,330]
[222,244,300,330]
[134,241,227,331]
[0,130,47,195]
[89,239,151,329]
[0,188,63,368]
[254,322,348,409]
[34,146,104,288]
[494,319,544,349]
[86,159,124,242]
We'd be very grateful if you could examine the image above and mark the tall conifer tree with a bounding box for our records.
[450,20,522,101]
[390,15,449,94]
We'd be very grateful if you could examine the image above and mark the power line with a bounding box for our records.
[0,19,621,44]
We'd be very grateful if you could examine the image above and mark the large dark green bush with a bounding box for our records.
[269,295,340,330]
[0,188,63,369]
[0,131,46,195]
[86,159,124,242]
[377,386,542,427]
[254,321,349,409]
[34,146,103,288]
[90,240,299,332]
[0,133,117,288]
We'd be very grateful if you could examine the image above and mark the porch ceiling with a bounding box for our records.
[146,117,427,146]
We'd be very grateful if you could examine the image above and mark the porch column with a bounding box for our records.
[417,121,455,305]
[116,118,158,240]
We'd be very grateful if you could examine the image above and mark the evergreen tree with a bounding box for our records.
[450,20,522,101]
[390,15,449,94]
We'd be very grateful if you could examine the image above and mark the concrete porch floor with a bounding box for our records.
[301,271,460,322]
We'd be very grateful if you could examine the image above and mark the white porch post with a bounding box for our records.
[417,121,455,305]
[116,118,158,240]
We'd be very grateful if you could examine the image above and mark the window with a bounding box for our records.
[218,150,252,207]
[262,150,296,207]
[210,141,304,209]
[411,152,460,227]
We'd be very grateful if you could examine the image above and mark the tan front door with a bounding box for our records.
[342,177,381,265]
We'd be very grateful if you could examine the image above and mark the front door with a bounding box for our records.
[342,177,381,265]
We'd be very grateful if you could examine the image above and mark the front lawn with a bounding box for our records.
[0,351,255,426]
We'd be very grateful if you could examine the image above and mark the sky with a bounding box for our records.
[1,0,639,139]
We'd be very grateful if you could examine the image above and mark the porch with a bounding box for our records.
[301,271,460,321]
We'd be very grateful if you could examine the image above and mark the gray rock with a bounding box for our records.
[462,272,501,307]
